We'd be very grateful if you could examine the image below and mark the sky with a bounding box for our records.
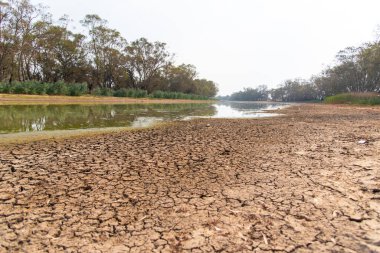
[31,0,380,95]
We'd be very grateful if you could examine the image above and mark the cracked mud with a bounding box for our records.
[1,104,380,252]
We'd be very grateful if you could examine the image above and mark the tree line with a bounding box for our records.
[0,0,218,97]
[223,32,380,102]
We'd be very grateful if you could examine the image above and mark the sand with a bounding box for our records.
[0,104,379,252]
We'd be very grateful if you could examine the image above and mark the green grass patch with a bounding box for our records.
[325,92,380,105]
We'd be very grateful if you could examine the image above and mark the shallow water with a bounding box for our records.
[0,102,287,134]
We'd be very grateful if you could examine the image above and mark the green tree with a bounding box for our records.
[163,64,197,93]
[81,14,128,89]
[125,38,172,91]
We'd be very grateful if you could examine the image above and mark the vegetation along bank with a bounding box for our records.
[0,0,218,99]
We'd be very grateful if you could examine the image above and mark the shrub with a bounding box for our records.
[325,93,380,105]
[11,82,29,94]
[113,88,148,98]
[0,83,10,93]
[113,88,129,97]
[0,81,211,100]
[129,89,148,98]
[33,82,48,95]
[149,90,209,100]
[46,82,69,95]
[0,81,89,96]
[24,81,46,95]
[67,83,88,96]
[92,87,113,96]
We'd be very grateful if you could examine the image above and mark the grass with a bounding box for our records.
[324,92,380,105]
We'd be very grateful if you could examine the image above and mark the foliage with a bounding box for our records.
[228,31,380,102]
[269,41,380,102]
[157,64,218,97]
[112,88,147,98]
[0,0,217,98]
[92,87,113,96]
[0,81,212,100]
[67,83,88,96]
[125,38,171,91]
[229,85,268,101]
[0,81,88,96]
[325,93,380,105]
[271,80,317,102]
[149,90,209,100]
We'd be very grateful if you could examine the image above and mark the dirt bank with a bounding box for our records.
[0,104,380,252]
[0,94,214,105]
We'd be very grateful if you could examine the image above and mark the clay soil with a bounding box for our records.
[1,104,380,252]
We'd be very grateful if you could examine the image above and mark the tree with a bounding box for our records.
[229,85,268,101]
[34,21,89,83]
[270,80,317,102]
[1,0,44,83]
[162,63,197,93]
[193,79,218,97]
[81,14,128,89]
[357,42,380,92]
[0,0,11,80]
[0,0,218,98]
[125,38,172,91]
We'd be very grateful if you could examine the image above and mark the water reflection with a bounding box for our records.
[0,102,287,134]
[212,101,286,118]
[0,104,215,134]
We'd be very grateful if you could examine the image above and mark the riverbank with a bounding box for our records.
[0,94,215,105]
[1,104,379,252]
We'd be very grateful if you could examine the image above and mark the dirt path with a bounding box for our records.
[1,104,380,252]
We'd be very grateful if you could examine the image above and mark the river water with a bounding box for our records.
[0,102,287,134]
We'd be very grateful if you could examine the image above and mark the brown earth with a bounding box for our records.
[0,104,380,253]
[0,94,213,105]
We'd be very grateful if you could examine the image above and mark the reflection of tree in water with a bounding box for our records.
[220,101,284,111]
[0,103,215,133]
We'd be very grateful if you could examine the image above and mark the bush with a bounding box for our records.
[46,81,69,95]
[112,88,148,98]
[23,81,46,95]
[33,82,48,95]
[92,87,113,96]
[129,89,148,98]
[67,83,88,96]
[325,93,380,105]
[11,82,29,94]
[149,90,209,100]
[0,83,11,93]
[0,81,211,100]
[0,81,89,96]
[113,88,129,97]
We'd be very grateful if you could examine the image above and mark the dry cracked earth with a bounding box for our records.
[0,104,380,252]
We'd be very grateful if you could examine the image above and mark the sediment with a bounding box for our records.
[0,104,380,252]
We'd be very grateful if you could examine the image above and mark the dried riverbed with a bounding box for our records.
[0,104,380,252]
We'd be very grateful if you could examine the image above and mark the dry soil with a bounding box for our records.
[0,104,380,252]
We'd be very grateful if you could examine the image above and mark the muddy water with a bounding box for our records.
[0,102,286,134]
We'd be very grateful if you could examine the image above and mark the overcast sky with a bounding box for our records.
[31,0,380,95]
